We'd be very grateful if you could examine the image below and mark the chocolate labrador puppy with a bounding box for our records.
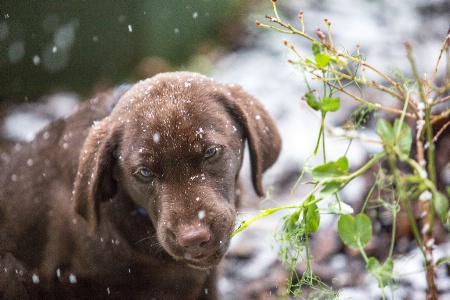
[0,72,281,299]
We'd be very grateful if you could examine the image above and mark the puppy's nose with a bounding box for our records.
[178,228,211,250]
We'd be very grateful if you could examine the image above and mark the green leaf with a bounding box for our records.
[393,119,412,156]
[433,191,449,224]
[377,119,412,156]
[337,213,372,249]
[336,156,349,172]
[376,119,395,143]
[285,209,301,231]
[320,181,343,196]
[303,91,321,111]
[305,203,320,233]
[322,97,340,112]
[330,55,348,67]
[436,256,450,267]
[315,53,331,67]
[312,41,322,55]
[366,257,394,288]
[312,156,349,180]
[232,206,286,237]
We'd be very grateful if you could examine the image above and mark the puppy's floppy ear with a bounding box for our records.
[218,84,281,196]
[72,119,121,234]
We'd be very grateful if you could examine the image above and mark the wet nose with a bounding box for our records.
[177,227,211,250]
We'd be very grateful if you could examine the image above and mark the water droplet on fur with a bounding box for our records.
[69,274,77,284]
[32,274,40,284]
[196,128,204,139]
[198,210,206,220]
[153,133,160,143]
[56,269,61,278]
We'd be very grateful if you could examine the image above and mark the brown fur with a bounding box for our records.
[0,72,281,299]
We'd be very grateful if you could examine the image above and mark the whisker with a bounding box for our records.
[135,236,153,244]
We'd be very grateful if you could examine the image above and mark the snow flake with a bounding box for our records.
[69,274,77,284]
[198,210,206,220]
[32,274,40,284]
[153,132,160,143]
[196,127,204,139]
[33,55,41,65]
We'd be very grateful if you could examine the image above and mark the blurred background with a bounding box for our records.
[1,0,449,299]
[0,0,254,101]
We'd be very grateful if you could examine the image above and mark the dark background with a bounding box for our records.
[0,0,254,102]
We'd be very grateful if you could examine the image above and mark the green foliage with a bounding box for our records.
[366,257,394,288]
[322,97,340,112]
[233,1,450,298]
[337,213,372,250]
[312,156,349,180]
[434,191,449,224]
[303,92,340,113]
[305,203,320,233]
[376,119,412,156]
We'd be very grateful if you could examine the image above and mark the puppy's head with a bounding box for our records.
[72,72,281,268]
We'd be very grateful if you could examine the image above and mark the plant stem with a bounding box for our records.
[405,42,438,300]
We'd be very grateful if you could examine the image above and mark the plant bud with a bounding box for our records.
[316,29,325,40]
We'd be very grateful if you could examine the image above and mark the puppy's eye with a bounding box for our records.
[134,167,154,179]
[204,146,218,159]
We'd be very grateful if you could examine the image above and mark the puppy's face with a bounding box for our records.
[73,72,281,270]
[114,75,244,268]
